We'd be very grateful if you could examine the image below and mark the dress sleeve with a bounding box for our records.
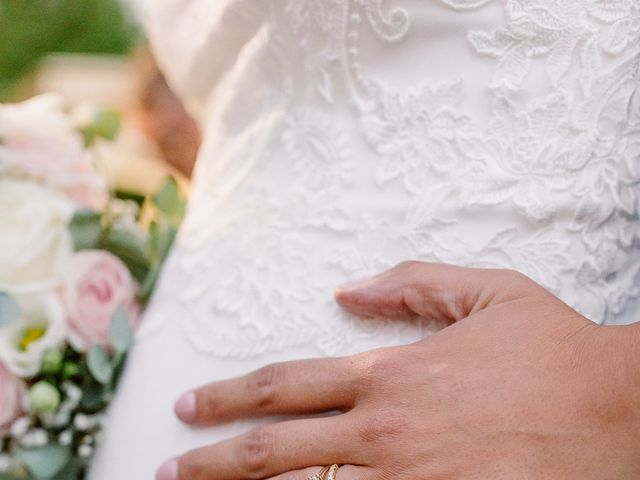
[143,0,267,124]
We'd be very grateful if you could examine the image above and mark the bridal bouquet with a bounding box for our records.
[0,95,185,479]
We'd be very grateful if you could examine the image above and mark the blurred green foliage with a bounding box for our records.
[0,0,139,100]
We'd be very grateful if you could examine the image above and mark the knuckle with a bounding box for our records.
[357,351,403,388]
[247,363,284,410]
[237,427,273,477]
[356,410,410,444]
[496,268,533,289]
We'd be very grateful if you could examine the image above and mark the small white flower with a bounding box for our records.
[59,430,73,446]
[20,428,48,448]
[73,413,102,433]
[78,444,93,459]
[73,413,92,431]
[10,416,31,438]
[62,382,82,403]
[109,198,140,231]
[0,292,68,378]
[52,382,83,419]
[41,408,71,429]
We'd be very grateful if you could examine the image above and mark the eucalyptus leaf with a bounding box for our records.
[108,306,134,353]
[87,346,113,385]
[153,177,185,224]
[15,444,70,479]
[0,291,21,326]
[68,210,102,250]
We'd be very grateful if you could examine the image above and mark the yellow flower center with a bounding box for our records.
[18,325,47,352]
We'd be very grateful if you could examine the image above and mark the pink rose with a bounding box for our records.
[0,363,24,430]
[15,147,107,210]
[0,95,108,210]
[62,251,139,352]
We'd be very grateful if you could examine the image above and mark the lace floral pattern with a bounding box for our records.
[145,0,640,357]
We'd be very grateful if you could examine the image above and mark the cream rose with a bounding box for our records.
[0,95,107,210]
[62,251,139,352]
[0,292,68,378]
[0,362,24,430]
[0,179,74,293]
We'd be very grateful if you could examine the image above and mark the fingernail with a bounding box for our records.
[337,277,370,292]
[175,391,196,423]
[156,459,178,480]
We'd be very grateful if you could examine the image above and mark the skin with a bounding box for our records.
[157,262,640,479]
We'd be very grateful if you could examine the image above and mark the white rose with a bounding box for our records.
[0,179,74,293]
[0,95,107,210]
[0,292,68,378]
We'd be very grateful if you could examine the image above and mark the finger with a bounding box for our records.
[175,357,358,425]
[266,465,376,480]
[335,261,541,323]
[173,417,362,480]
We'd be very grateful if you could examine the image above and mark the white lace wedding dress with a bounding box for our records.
[89,1,640,477]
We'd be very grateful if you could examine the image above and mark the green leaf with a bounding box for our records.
[49,459,81,480]
[98,228,150,284]
[16,444,71,479]
[87,346,113,385]
[137,222,177,301]
[137,264,160,302]
[151,222,177,259]
[0,291,21,326]
[114,189,145,208]
[68,210,102,250]
[79,381,109,410]
[40,349,63,375]
[79,108,121,146]
[108,306,134,354]
[153,177,186,225]
[0,465,30,480]
[61,362,80,380]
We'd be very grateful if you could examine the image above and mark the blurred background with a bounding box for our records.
[0,0,199,184]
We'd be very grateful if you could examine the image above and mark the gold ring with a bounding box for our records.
[326,464,340,480]
[307,465,342,480]
[307,466,331,480]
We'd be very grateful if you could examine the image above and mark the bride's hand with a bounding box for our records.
[157,262,640,480]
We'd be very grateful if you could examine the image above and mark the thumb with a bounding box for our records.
[334,262,542,323]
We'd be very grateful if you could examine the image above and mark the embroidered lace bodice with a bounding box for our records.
[144,0,640,357]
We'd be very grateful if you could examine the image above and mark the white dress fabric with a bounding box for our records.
[89,1,640,477]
